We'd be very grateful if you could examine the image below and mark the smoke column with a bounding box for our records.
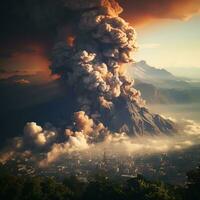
[0,0,178,166]
[50,0,176,136]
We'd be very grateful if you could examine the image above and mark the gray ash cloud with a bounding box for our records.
[50,0,176,135]
[0,0,178,167]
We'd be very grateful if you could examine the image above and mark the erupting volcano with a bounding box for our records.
[50,0,176,137]
[0,0,178,166]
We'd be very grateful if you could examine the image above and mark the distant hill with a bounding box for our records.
[128,60,190,89]
[133,60,175,81]
[127,61,200,104]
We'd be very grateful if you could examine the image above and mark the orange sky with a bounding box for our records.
[120,0,200,26]
[1,0,200,81]
[0,43,60,81]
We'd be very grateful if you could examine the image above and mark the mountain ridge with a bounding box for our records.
[130,60,200,104]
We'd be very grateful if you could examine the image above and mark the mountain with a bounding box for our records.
[134,82,169,104]
[132,60,175,81]
[134,81,200,104]
[129,61,200,104]
[0,61,197,143]
[102,98,176,135]
[128,60,190,89]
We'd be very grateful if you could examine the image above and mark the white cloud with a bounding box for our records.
[23,122,57,147]
[1,118,200,167]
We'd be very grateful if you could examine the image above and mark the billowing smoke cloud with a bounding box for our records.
[0,0,173,165]
[1,0,199,80]
[0,118,200,168]
[0,122,58,164]
[50,0,175,137]
[64,0,123,16]
[0,0,193,170]
[23,122,57,147]
[50,0,145,114]
[37,118,200,166]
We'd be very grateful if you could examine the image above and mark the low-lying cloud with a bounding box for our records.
[1,116,200,168]
[0,0,199,173]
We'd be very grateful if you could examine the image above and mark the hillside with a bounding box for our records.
[128,61,200,104]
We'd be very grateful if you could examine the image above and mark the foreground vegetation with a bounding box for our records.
[0,165,199,200]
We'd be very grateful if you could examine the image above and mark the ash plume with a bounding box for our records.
[50,0,176,136]
[0,0,180,167]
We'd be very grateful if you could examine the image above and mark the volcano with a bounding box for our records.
[50,0,176,137]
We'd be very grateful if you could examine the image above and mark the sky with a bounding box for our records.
[135,15,200,70]
[0,0,200,81]
[0,0,200,150]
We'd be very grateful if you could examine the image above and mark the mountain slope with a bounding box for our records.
[128,60,190,89]
[133,60,175,81]
[129,61,200,104]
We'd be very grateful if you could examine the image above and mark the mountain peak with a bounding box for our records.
[130,60,175,83]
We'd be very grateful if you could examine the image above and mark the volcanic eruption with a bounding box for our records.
[0,0,178,166]
[50,0,176,137]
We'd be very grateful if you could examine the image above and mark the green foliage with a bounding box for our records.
[0,173,74,200]
[185,166,200,200]
[124,175,178,200]
[82,176,125,200]
[0,165,200,200]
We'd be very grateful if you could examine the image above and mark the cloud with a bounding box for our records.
[40,132,90,166]
[14,79,30,85]
[40,118,200,166]
[119,0,200,25]
[0,115,200,167]
[0,43,58,81]
[63,0,200,25]
[182,119,200,136]
[23,122,57,147]
[0,0,199,83]
[64,0,123,16]
[36,118,200,167]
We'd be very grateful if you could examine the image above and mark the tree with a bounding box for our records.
[185,166,200,200]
